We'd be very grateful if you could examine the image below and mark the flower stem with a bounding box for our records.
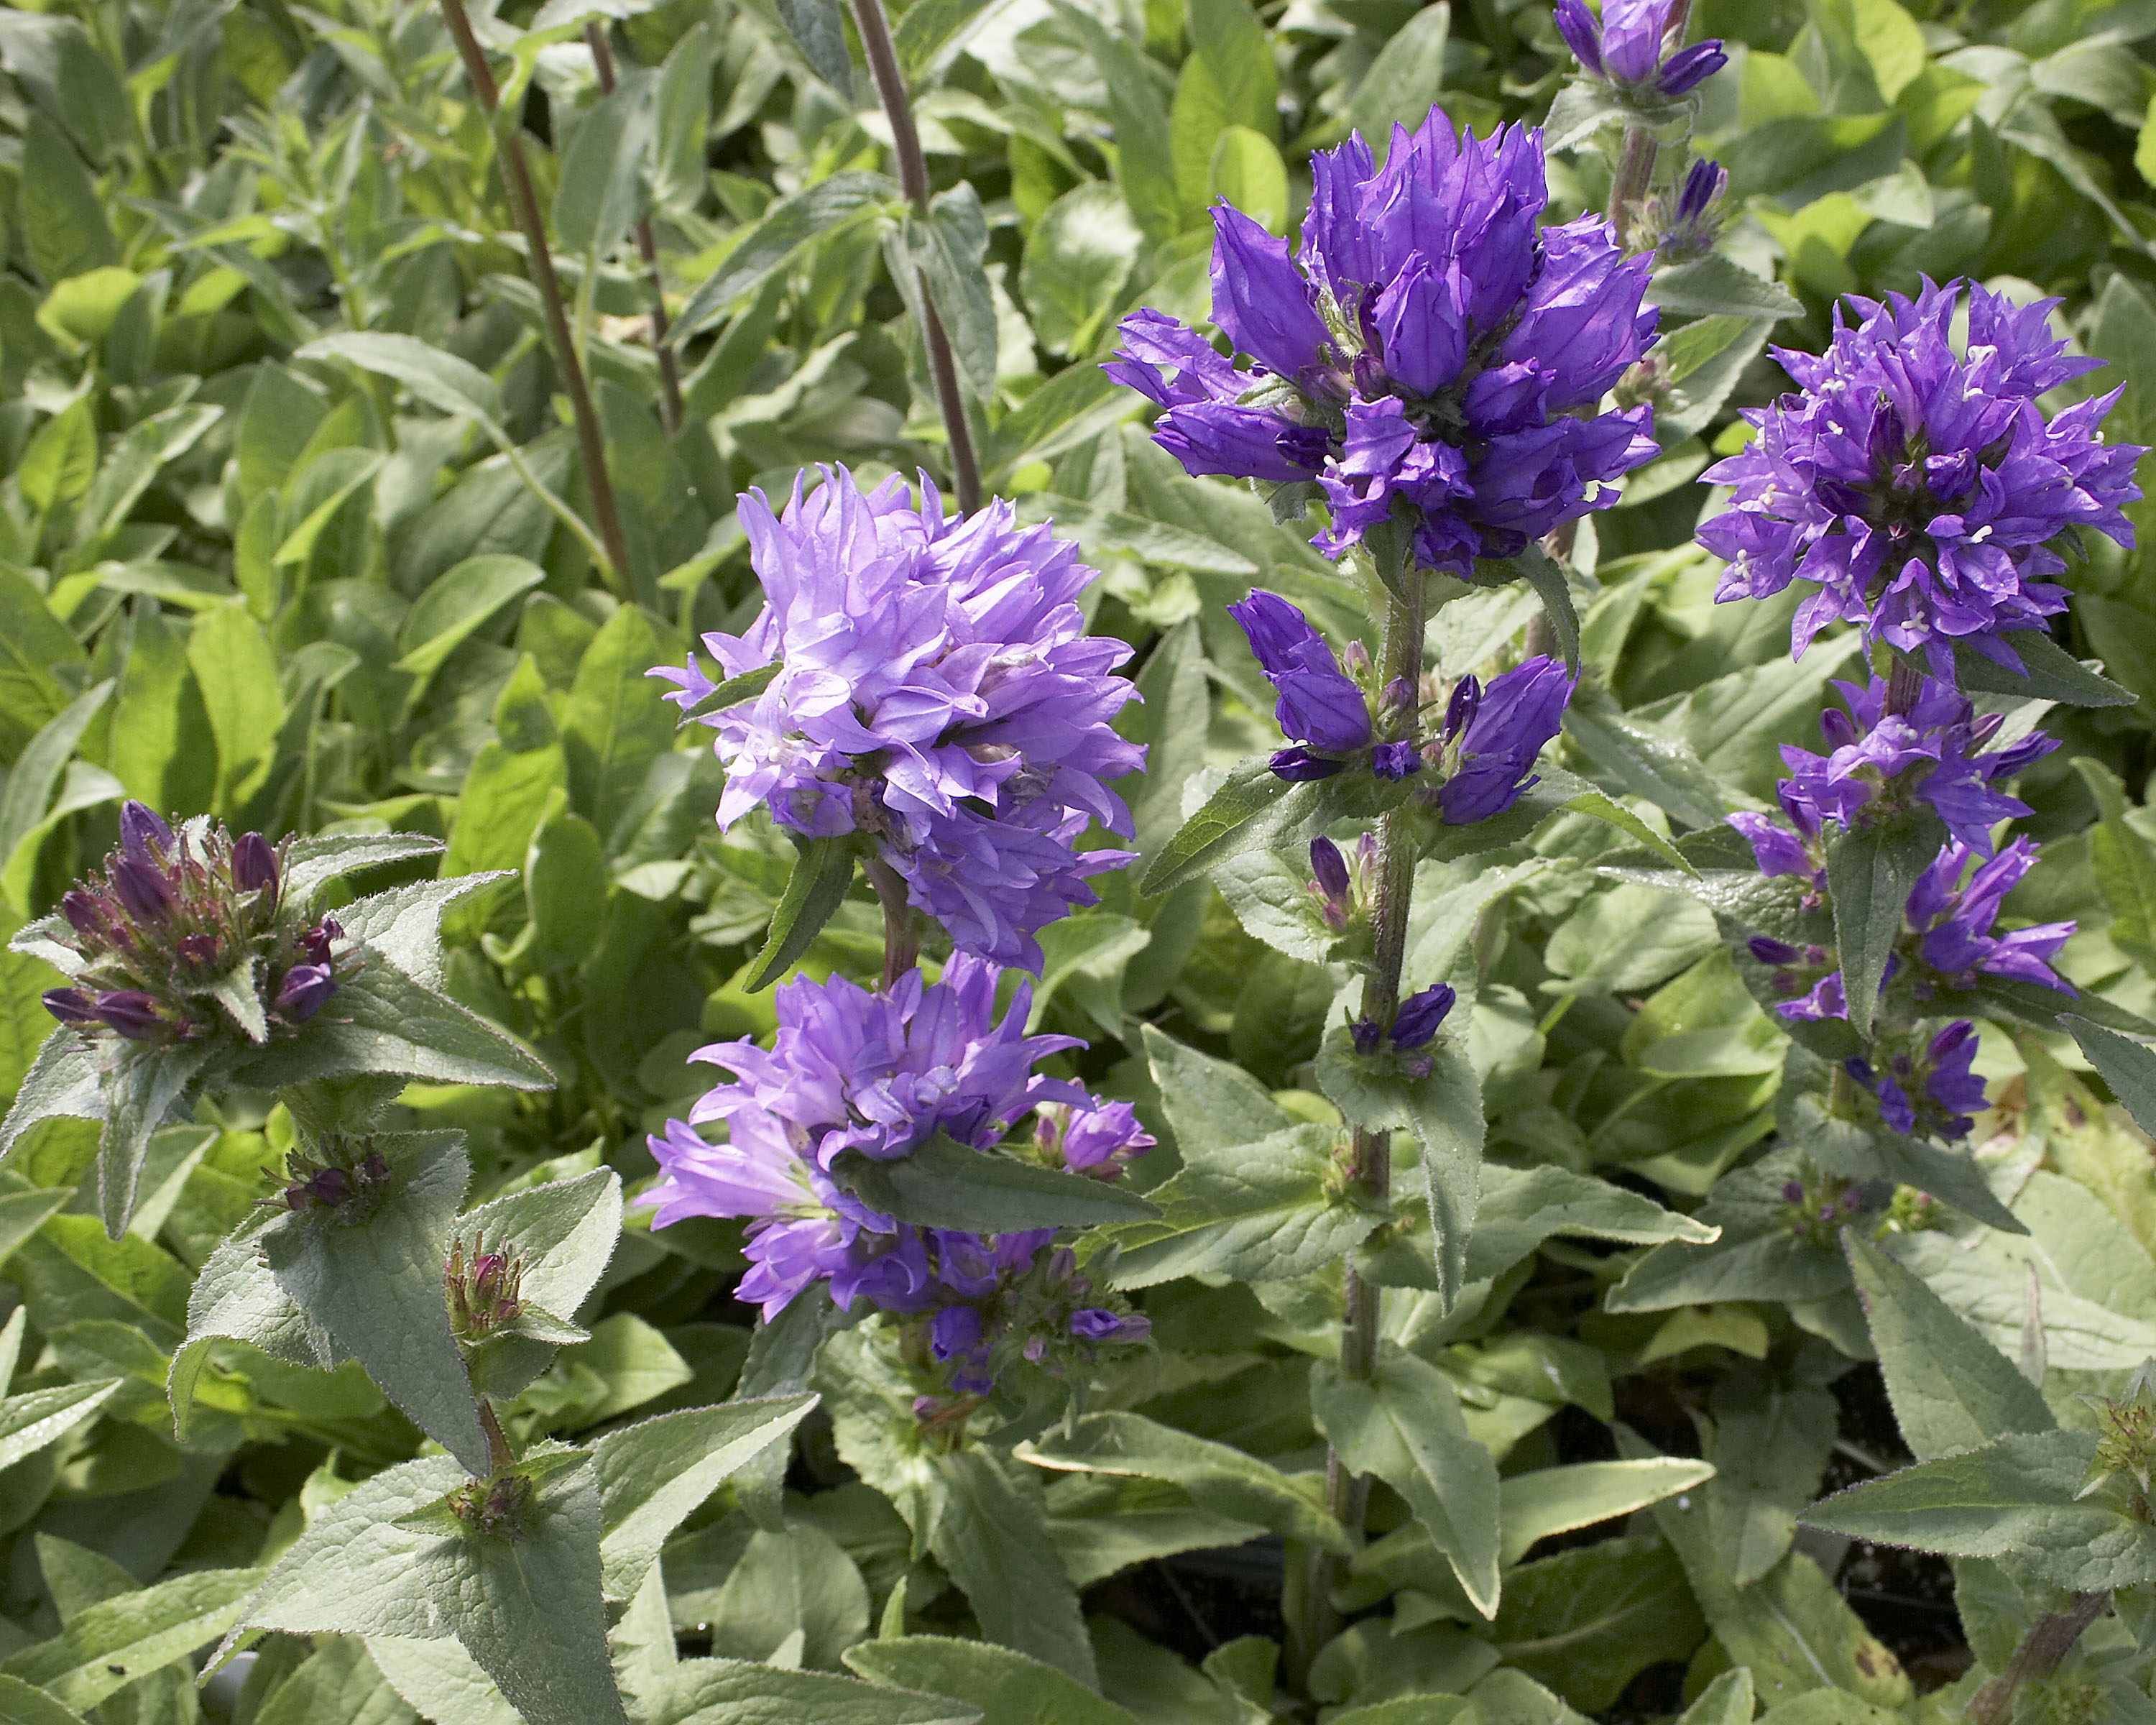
[1608,0,1692,249]
[479,1399,516,1474]
[438,0,633,599]
[584,22,686,436]
[1966,1591,2110,1725]
[862,853,921,990]
[1286,566,1428,1690]
[847,0,982,515]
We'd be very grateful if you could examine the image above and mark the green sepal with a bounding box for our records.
[678,659,782,720]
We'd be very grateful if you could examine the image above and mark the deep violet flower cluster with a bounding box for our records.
[1554,0,1727,98]
[1774,671,2056,857]
[40,801,343,1044]
[653,467,1144,973]
[1226,590,1573,815]
[642,958,1153,1391]
[1107,111,1661,577]
[1698,279,2145,672]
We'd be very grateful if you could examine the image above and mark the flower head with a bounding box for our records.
[653,468,1144,971]
[1109,111,1659,578]
[1776,670,2057,855]
[1699,280,2145,672]
[1228,591,1373,760]
[1906,839,2076,995]
[1556,0,1726,96]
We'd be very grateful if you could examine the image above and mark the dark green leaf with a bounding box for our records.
[1823,815,1933,1042]
[673,172,896,338]
[929,1448,1095,1683]
[1141,761,1312,896]
[746,835,857,990]
[678,660,781,720]
[835,1133,1158,1231]
[847,1637,1130,1725]
[1953,632,2136,707]
[2063,1015,2156,1138]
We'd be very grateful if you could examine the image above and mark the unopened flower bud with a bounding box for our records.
[1391,983,1457,1051]
[1444,675,1480,742]
[111,857,176,924]
[231,832,280,896]
[96,990,165,1039]
[119,801,173,860]
[42,988,98,1026]
[276,964,336,1021]
[1748,936,1800,966]
[1311,837,1350,903]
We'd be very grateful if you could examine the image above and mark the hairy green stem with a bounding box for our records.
[479,1399,516,1474]
[584,22,686,436]
[1607,0,1692,249]
[1286,565,1428,1690]
[438,0,633,598]
[847,0,982,515]
[1966,1591,2110,1725]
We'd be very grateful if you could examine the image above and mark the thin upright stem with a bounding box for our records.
[479,1399,516,1474]
[1286,566,1428,1690]
[584,22,685,435]
[847,0,982,515]
[1608,0,1692,249]
[1966,1591,2110,1725]
[438,0,632,598]
[862,854,921,990]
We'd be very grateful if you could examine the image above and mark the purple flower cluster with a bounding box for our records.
[1226,589,1572,811]
[654,468,1144,972]
[1774,671,2055,856]
[643,957,1153,1392]
[1699,280,2144,672]
[40,802,343,1044]
[1844,1023,1988,1141]
[1556,0,1727,98]
[1108,111,1660,577]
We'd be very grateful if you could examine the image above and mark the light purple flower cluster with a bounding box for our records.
[1698,279,2144,672]
[654,467,1144,972]
[643,957,1153,1391]
[1107,111,1660,577]
[40,801,343,1044]
[1226,589,1573,809]
[1774,671,2055,856]
[1556,0,1727,98]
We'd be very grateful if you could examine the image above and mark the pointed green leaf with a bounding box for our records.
[1823,815,1934,1042]
[834,1133,1158,1233]
[929,1448,1095,1685]
[846,1637,1130,1725]
[746,836,857,990]
[1,1565,262,1711]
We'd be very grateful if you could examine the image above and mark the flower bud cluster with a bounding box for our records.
[1351,982,1457,1075]
[42,801,345,1046]
[267,1144,392,1221]
[1781,1169,1866,1246]
[447,1472,535,1541]
[446,1235,527,1338]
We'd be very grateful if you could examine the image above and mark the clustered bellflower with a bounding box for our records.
[1555,0,1728,98]
[1227,589,1574,808]
[1698,279,2145,671]
[1774,670,2055,855]
[40,801,345,1044]
[643,957,1153,1394]
[1107,110,1661,576]
[654,467,1144,972]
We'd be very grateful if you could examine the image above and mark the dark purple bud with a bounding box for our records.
[1748,936,1800,966]
[1928,1020,1976,1060]
[1391,983,1457,1051]
[276,964,336,1021]
[231,833,279,896]
[60,891,103,939]
[1271,747,1345,782]
[1071,1309,1149,1343]
[1675,158,1725,224]
[1657,39,1726,96]
[43,988,99,1026]
[1311,837,1350,902]
[1782,1180,1805,1205]
[96,990,165,1039]
[1444,675,1481,742]
[119,801,173,860]
[1554,0,1603,75]
[111,857,177,924]
[1838,1190,1862,1216]
[1372,740,1422,781]
[304,1167,352,1207]
[1984,732,2057,779]
[1351,1017,1383,1055]
[1843,1057,1875,1086]
[361,1151,389,1183]
[300,919,341,967]
[1381,677,1416,714]
[1969,712,2005,746]
[178,934,223,972]
[1813,477,1871,518]
[1866,402,1910,477]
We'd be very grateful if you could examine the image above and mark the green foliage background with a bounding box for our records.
[7,0,2156,1719]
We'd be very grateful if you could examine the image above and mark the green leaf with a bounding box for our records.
[0,1182,72,1266]
[1490,1537,1705,1715]
[1312,1347,1500,1616]
[635,1657,978,1724]
[1210,127,1289,234]
[1703,1367,1836,1588]
[185,603,283,815]
[0,1378,121,1472]
[1018,1411,1350,1552]
[16,397,97,515]
[847,1637,1133,1725]
[2063,1015,2156,1138]
[1,1565,262,1711]
[889,185,999,402]
[1468,1163,1719,1286]
[703,1522,870,1668]
[521,806,609,975]
[1645,254,1802,321]
[1562,688,1724,830]
[1049,1,1179,242]
[0,1675,88,1725]
[1952,632,2136,707]
[1349,1,1450,147]
[746,835,857,990]
[928,1448,1095,1684]
[1802,1428,2156,1591]
[1141,761,1313,896]
[19,114,116,282]
[1020,183,1144,358]
[673,172,896,338]
[1823,814,1932,1042]
[1478,544,1578,674]
[773,0,853,87]
[97,1044,214,1238]
[259,1130,490,1473]
[394,556,547,692]
[563,604,676,841]
[835,1133,1159,1233]
[2073,758,2156,972]
[1494,1458,1715,1565]
[1141,1024,1291,1154]
[1843,1233,2053,1461]
[678,659,781,720]
[456,1166,622,1400]
[0,568,87,758]
[231,1451,630,1725]
[297,331,506,432]
[553,70,656,256]
[592,1396,817,1601]
[1677,1671,1755,1725]
[281,833,451,916]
